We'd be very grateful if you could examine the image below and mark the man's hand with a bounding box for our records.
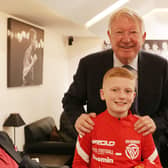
[134,115,156,136]
[75,113,96,136]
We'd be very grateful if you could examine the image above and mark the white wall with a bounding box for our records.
[0,11,103,151]
[0,12,69,151]
[65,37,104,87]
[144,10,168,39]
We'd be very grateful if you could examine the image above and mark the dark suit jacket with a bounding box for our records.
[62,49,168,136]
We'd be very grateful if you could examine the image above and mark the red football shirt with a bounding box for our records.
[73,110,162,168]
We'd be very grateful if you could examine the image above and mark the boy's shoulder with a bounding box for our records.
[92,110,109,123]
[130,114,139,122]
[91,111,105,122]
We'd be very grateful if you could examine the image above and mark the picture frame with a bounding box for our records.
[143,40,168,60]
[7,18,44,87]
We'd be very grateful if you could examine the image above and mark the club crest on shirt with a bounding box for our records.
[125,143,139,160]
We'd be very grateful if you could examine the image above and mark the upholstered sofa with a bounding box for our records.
[24,112,77,166]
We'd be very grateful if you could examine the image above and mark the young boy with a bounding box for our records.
[72,67,162,168]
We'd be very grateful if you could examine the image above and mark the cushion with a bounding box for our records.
[49,126,61,141]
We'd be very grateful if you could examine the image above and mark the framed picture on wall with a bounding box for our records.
[143,40,168,60]
[7,18,44,87]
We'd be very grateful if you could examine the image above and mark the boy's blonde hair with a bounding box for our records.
[102,67,136,86]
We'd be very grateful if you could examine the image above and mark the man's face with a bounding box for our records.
[100,77,136,118]
[108,15,146,64]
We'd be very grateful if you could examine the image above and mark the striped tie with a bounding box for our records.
[122,65,137,75]
[122,64,134,71]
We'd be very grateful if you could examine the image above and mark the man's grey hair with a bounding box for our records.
[108,8,145,34]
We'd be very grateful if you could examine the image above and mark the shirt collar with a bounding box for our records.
[113,53,138,71]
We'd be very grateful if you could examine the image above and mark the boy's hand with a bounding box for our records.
[134,115,156,136]
[134,163,145,168]
[75,113,96,136]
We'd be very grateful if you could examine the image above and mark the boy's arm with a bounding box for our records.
[135,134,162,168]
[72,133,92,168]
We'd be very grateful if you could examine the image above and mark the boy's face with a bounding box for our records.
[100,77,136,118]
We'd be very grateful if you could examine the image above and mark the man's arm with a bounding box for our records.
[134,57,168,136]
[62,58,88,125]
[153,59,168,134]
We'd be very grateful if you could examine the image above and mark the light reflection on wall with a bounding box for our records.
[8,30,44,49]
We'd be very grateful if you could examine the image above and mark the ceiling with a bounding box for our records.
[0,0,168,39]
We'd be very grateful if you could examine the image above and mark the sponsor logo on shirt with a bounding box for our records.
[92,140,115,146]
[125,143,140,160]
[125,140,140,144]
[93,154,114,163]
[92,147,114,155]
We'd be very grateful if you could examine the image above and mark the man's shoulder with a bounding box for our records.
[81,49,113,63]
[139,51,168,74]
[140,50,168,64]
